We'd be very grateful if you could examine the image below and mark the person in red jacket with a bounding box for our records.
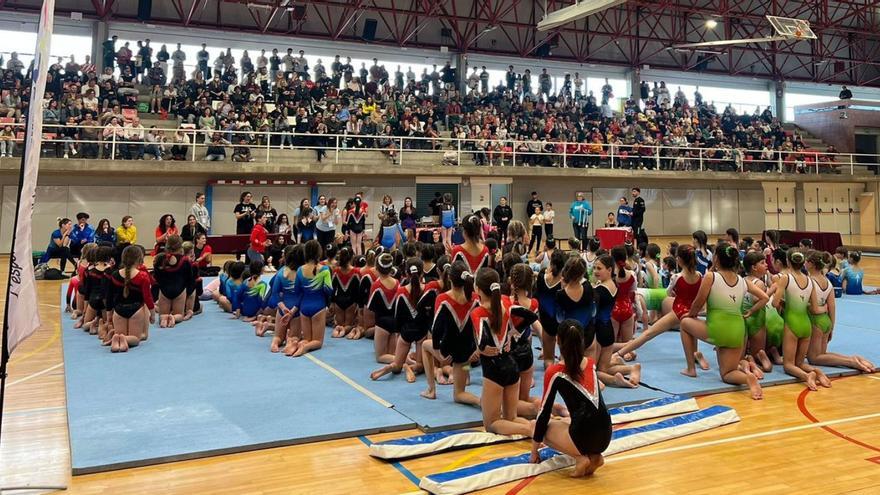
[248,211,272,263]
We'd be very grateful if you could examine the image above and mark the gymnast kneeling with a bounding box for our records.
[106,245,156,352]
[530,319,612,478]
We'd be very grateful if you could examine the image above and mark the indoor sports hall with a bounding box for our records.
[1,1,880,494]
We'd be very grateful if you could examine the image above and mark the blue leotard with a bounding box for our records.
[380,223,404,250]
[695,249,712,275]
[224,279,244,312]
[218,273,229,297]
[238,280,269,318]
[842,266,866,295]
[268,267,299,311]
[441,206,456,229]
[826,271,843,298]
[292,265,333,317]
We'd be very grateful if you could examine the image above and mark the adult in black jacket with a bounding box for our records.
[526,191,543,218]
[631,187,647,244]
[493,196,513,245]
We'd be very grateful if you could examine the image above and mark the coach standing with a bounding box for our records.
[569,192,591,250]
[631,187,646,244]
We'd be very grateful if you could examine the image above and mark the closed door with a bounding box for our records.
[803,186,819,231]
[764,186,779,230]
[777,185,797,230]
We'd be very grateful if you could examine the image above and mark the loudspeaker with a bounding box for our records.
[291,5,306,21]
[536,44,551,57]
[137,0,152,22]
[362,18,377,41]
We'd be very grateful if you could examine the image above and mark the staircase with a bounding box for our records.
[782,122,876,176]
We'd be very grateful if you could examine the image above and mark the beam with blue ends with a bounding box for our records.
[419,405,740,495]
[369,395,698,461]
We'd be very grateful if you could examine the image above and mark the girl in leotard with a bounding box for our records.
[555,257,595,345]
[105,245,155,353]
[290,240,333,357]
[530,319,612,478]
[506,263,543,416]
[609,246,637,360]
[591,255,642,388]
[742,252,773,372]
[153,235,194,328]
[613,246,707,371]
[349,250,378,340]
[535,250,565,369]
[346,196,367,257]
[269,245,305,354]
[376,212,405,251]
[371,258,438,382]
[422,247,439,283]
[451,214,491,275]
[331,247,360,338]
[439,192,456,251]
[841,252,880,295]
[217,261,247,314]
[72,243,97,327]
[692,230,713,275]
[680,242,768,400]
[235,260,269,322]
[825,256,843,298]
[80,245,113,335]
[806,251,874,372]
[368,253,401,364]
[773,249,831,390]
[763,248,788,365]
[421,261,477,402]
[472,267,532,437]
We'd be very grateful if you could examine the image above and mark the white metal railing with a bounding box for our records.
[1,122,878,175]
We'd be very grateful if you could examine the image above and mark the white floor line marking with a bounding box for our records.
[842,299,880,307]
[8,362,64,387]
[4,406,66,417]
[39,303,61,308]
[606,411,880,464]
[867,375,880,381]
[305,354,393,408]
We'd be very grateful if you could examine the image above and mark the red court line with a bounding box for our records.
[505,476,537,495]
[796,386,880,455]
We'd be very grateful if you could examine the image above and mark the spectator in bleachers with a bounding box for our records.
[0,124,15,157]
[205,133,228,161]
[123,116,146,160]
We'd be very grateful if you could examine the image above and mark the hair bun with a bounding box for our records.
[442,263,452,271]
[461,271,471,281]
[489,282,501,292]
[409,265,418,274]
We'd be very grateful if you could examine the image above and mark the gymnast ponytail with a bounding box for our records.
[406,257,423,304]
[675,244,696,273]
[561,256,586,285]
[557,319,587,383]
[611,245,627,279]
[120,245,142,299]
[787,248,806,270]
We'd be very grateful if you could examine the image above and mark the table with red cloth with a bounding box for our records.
[596,227,633,249]
[207,234,285,254]
[767,230,843,252]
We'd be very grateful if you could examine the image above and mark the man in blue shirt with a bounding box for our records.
[70,212,95,259]
[569,192,592,250]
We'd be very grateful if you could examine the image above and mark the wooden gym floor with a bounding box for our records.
[2,244,880,494]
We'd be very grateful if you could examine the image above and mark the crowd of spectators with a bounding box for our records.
[0,39,843,172]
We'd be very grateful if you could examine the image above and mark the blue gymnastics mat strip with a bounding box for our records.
[61,287,414,474]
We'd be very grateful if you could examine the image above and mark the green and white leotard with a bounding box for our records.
[742,275,766,337]
[706,273,747,348]
[765,298,785,347]
[783,273,813,339]
[638,287,668,312]
[809,277,833,334]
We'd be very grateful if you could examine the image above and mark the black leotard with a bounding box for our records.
[346,207,367,235]
[368,278,400,332]
[431,292,478,364]
[107,270,155,319]
[504,295,540,373]
[535,359,612,456]
[592,284,616,347]
[395,281,439,343]
[332,267,360,310]
[153,253,194,299]
[472,302,520,387]
[82,267,109,311]
[534,268,561,337]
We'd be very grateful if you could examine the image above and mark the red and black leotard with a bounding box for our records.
[431,292,478,364]
[395,280,440,343]
[358,268,377,308]
[671,273,702,320]
[451,244,491,274]
[332,266,360,310]
[472,300,520,387]
[611,273,636,323]
[368,278,400,332]
[81,267,109,311]
[535,359,612,456]
[152,254,195,300]
[107,270,155,319]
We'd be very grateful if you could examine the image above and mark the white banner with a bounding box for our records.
[6,0,54,354]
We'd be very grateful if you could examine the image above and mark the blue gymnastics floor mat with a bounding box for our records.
[60,287,413,474]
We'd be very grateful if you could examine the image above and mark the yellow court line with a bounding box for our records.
[606,410,880,464]
[441,445,492,471]
[8,362,64,387]
[305,353,393,408]
[9,324,60,364]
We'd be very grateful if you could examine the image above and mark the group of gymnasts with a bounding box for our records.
[63,209,877,475]
[66,235,204,352]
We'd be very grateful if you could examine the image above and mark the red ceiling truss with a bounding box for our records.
[2,0,878,86]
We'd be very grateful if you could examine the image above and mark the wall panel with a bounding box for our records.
[661,189,711,235]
